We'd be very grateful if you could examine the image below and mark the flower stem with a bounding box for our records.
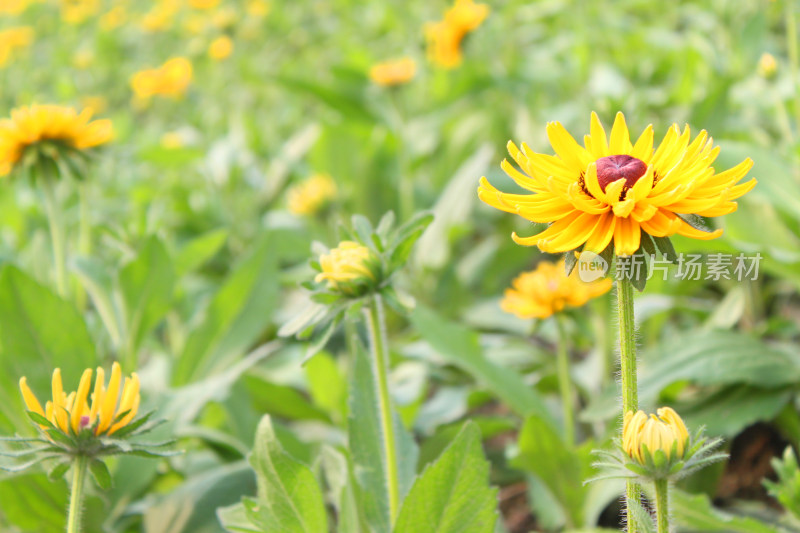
[786,1,800,131]
[654,478,670,533]
[41,177,68,299]
[66,455,88,533]
[554,314,575,447]
[363,293,399,526]
[616,277,641,532]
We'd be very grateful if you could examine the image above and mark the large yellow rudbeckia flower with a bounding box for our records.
[478,112,756,256]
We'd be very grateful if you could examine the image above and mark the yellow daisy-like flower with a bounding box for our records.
[287,173,338,216]
[369,57,416,87]
[478,112,757,256]
[19,363,140,436]
[501,259,612,319]
[131,57,193,100]
[315,241,378,296]
[623,407,690,464]
[425,0,489,69]
[0,104,113,176]
[208,35,234,60]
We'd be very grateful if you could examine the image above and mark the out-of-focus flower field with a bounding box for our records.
[2,0,800,532]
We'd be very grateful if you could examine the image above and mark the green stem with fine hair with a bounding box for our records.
[41,177,68,299]
[554,314,575,447]
[66,455,88,533]
[364,293,400,526]
[616,277,641,533]
[654,478,670,533]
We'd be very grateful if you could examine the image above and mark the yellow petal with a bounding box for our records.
[98,362,122,434]
[71,368,93,433]
[19,377,45,418]
[608,112,632,154]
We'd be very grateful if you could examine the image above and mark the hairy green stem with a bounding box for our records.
[616,277,640,532]
[41,178,68,298]
[364,294,399,525]
[66,455,88,533]
[655,478,670,533]
[554,315,575,447]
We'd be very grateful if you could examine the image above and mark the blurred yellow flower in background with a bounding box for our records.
[131,57,193,100]
[209,35,233,60]
[501,259,611,319]
[425,0,489,69]
[99,5,127,31]
[478,112,757,256]
[160,130,184,149]
[0,104,113,176]
[72,48,94,69]
[61,0,99,24]
[140,0,180,32]
[0,26,33,68]
[81,96,108,115]
[623,407,689,464]
[246,0,269,17]
[0,0,36,15]
[190,0,221,9]
[19,363,140,436]
[287,173,337,216]
[758,52,777,79]
[369,57,416,87]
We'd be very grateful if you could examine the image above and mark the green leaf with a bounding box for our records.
[410,305,554,423]
[512,416,590,527]
[245,374,330,422]
[348,338,418,533]
[119,236,175,359]
[175,228,228,277]
[73,257,122,346]
[47,461,70,481]
[651,236,678,263]
[173,234,279,385]
[305,352,347,421]
[0,473,67,532]
[89,459,112,490]
[394,422,498,533]
[218,503,263,533]
[0,266,98,433]
[244,416,328,532]
[671,489,781,533]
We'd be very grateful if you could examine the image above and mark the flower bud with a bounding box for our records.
[623,407,689,465]
[315,241,380,297]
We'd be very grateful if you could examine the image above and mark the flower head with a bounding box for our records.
[209,35,234,60]
[61,0,100,24]
[758,52,778,79]
[315,241,380,296]
[478,112,757,256]
[131,57,193,101]
[623,407,689,465]
[19,363,139,437]
[0,104,112,177]
[287,173,338,216]
[369,57,416,87]
[501,259,611,319]
[425,0,489,69]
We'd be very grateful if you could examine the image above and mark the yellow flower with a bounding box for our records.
[190,0,221,9]
[315,241,378,294]
[61,0,100,24]
[0,0,34,15]
[0,26,34,68]
[0,104,113,176]
[160,130,183,149]
[246,0,269,17]
[140,0,180,32]
[623,407,689,464]
[501,259,611,319]
[19,363,140,436]
[478,112,757,256]
[369,57,416,87]
[211,6,236,29]
[131,57,193,100]
[208,35,234,60]
[99,6,127,31]
[425,0,489,69]
[758,52,777,79]
[287,173,338,216]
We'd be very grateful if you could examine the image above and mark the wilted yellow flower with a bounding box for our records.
[758,52,777,79]
[369,57,416,87]
[99,5,127,31]
[61,0,100,24]
[19,363,140,436]
[478,112,757,256]
[0,26,34,68]
[208,35,233,60]
[287,173,337,216]
[501,259,611,319]
[315,241,378,294]
[0,104,112,176]
[131,57,193,100]
[190,0,220,9]
[623,407,689,464]
[425,0,489,69]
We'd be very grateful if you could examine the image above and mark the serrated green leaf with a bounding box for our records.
[394,422,497,533]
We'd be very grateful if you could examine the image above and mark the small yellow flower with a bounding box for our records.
[758,52,777,79]
[0,0,34,15]
[0,27,34,68]
[19,363,140,436]
[623,407,689,464]
[287,173,338,216]
[160,131,184,149]
[246,0,269,17]
[0,104,113,177]
[190,0,221,9]
[501,259,611,319]
[315,241,378,295]
[369,57,416,87]
[425,0,489,69]
[140,0,180,32]
[99,6,127,31]
[478,112,757,256]
[208,35,234,60]
[61,0,100,24]
[131,57,193,100]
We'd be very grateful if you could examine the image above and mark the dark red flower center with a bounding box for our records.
[595,155,647,192]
